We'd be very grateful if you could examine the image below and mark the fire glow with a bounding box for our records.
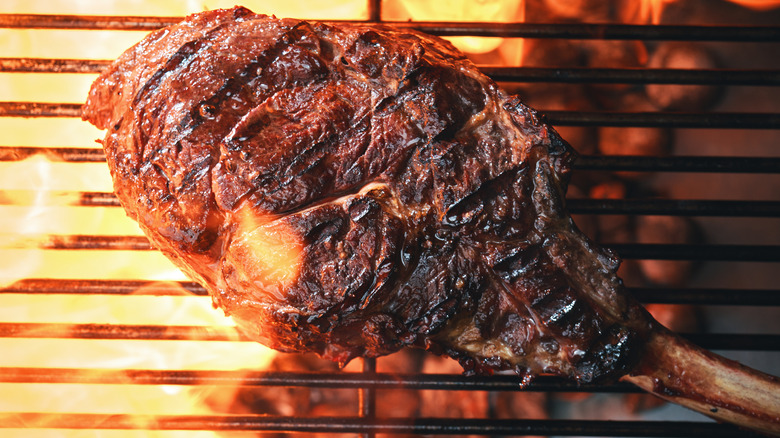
[229,205,304,299]
[635,0,780,23]
[385,0,526,65]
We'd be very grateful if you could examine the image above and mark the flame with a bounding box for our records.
[0,154,179,287]
[724,0,780,10]
[385,0,526,64]
[0,153,280,438]
[229,205,304,300]
[635,0,678,25]
[633,0,780,24]
[0,1,366,437]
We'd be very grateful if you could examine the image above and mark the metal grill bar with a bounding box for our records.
[0,190,121,206]
[0,146,105,162]
[0,413,758,437]
[0,367,638,392]
[566,199,780,217]
[3,148,779,175]
[0,279,208,296]
[4,102,780,129]
[10,235,779,261]
[4,148,780,175]
[17,234,152,251]
[482,66,780,85]
[3,279,778,306]
[0,101,81,117]
[0,57,110,73]
[367,0,381,22]
[350,22,780,42]
[4,190,778,217]
[572,155,780,173]
[4,57,779,87]
[629,287,780,306]
[546,111,780,129]
[359,357,377,437]
[608,243,780,261]
[1,322,777,351]
[0,282,762,306]
[2,13,779,42]
[70,191,119,207]
[0,322,244,341]
[0,13,179,30]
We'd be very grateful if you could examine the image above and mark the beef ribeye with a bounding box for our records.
[82,7,780,435]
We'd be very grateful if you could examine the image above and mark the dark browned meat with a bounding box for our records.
[82,7,780,435]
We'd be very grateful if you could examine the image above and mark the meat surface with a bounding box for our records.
[83,7,780,435]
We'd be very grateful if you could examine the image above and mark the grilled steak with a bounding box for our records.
[83,7,780,435]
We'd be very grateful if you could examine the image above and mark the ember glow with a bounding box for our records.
[398,0,524,54]
[230,206,304,298]
[725,0,780,10]
[635,0,679,24]
[0,1,367,436]
[385,0,526,64]
[635,0,780,23]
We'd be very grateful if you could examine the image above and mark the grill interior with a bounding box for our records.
[1,0,779,437]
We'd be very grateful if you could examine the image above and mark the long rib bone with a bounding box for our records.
[624,328,780,436]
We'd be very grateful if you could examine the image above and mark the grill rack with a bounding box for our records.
[0,1,778,437]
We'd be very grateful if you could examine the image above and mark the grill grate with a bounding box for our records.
[0,413,759,437]
[3,101,780,128]
[1,12,780,40]
[0,1,778,437]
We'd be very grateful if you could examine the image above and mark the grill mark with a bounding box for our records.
[131,20,239,109]
[133,20,333,218]
[174,25,308,140]
[193,21,330,138]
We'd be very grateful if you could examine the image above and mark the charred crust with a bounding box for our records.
[572,325,641,383]
[546,126,577,188]
[502,95,577,188]
[88,9,649,384]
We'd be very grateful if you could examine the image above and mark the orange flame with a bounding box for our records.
[635,0,678,25]
[384,0,526,65]
[634,0,780,24]
[725,0,780,10]
[228,205,304,301]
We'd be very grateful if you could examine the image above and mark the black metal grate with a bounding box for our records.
[0,0,778,436]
